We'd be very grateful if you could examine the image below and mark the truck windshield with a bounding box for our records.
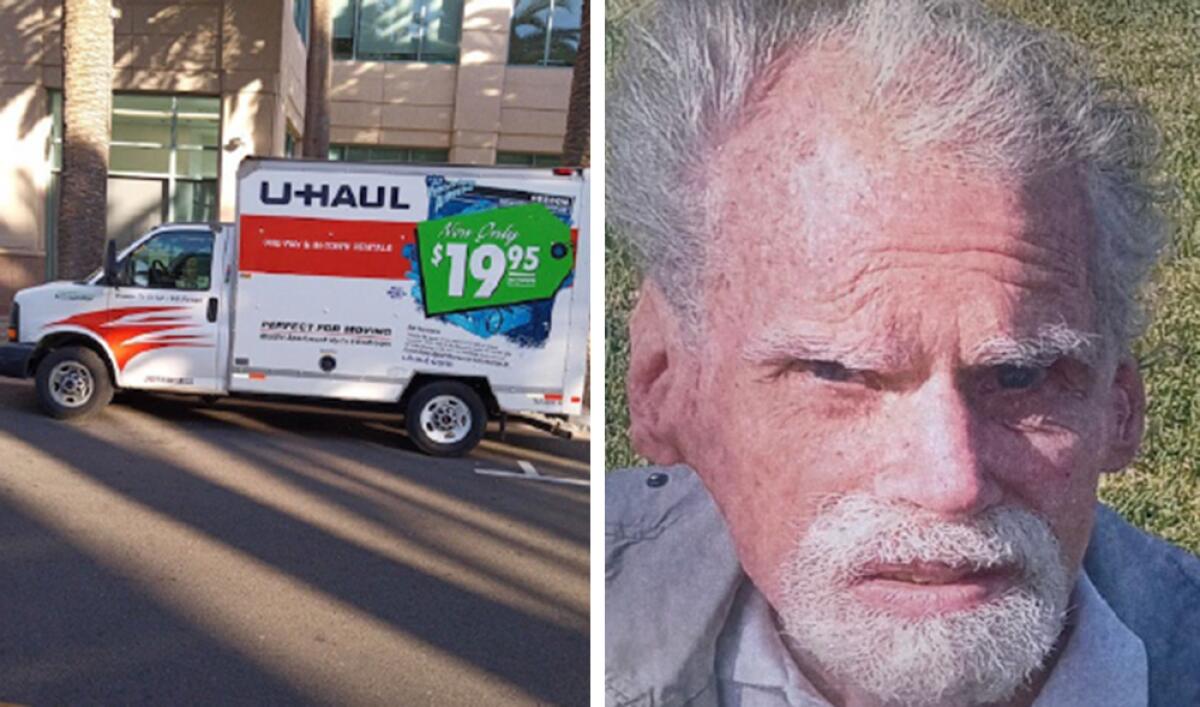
[120,230,215,291]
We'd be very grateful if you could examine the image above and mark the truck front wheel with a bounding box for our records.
[405,381,487,457]
[35,346,114,421]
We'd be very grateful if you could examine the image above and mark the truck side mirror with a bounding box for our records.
[103,240,118,286]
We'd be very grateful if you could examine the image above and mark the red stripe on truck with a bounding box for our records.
[239,214,416,279]
[49,306,211,371]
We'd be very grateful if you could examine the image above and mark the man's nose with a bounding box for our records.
[873,374,1002,517]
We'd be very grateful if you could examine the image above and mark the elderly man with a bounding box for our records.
[606,1,1200,706]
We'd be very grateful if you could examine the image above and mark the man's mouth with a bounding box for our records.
[848,561,1019,616]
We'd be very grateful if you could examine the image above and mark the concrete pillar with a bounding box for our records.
[449,0,513,165]
[217,0,289,222]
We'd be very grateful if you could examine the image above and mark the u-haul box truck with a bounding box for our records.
[0,159,589,456]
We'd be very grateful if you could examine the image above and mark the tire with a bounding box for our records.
[35,346,115,421]
[404,380,487,457]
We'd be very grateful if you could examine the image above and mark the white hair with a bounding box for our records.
[972,322,1102,368]
[608,0,1170,347]
[778,493,1072,706]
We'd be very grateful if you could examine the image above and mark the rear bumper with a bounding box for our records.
[0,342,34,379]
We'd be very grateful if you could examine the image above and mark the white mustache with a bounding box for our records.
[797,494,1064,585]
[777,494,1073,706]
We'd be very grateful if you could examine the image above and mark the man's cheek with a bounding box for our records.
[984,426,1101,544]
[987,417,1100,486]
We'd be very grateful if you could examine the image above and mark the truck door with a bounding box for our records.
[107,227,223,392]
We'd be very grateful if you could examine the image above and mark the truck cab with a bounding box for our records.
[3,222,234,417]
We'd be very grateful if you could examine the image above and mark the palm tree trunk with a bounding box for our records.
[303,0,332,158]
[57,0,113,280]
[561,0,589,166]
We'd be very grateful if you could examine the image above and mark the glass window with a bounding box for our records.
[333,0,356,58]
[329,143,449,163]
[105,94,220,182]
[332,0,464,63]
[409,147,451,163]
[508,0,582,66]
[113,94,174,113]
[49,91,62,170]
[111,112,171,147]
[46,91,222,278]
[111,144,171,174]
[175,149,219,178]
[122,230,214,291]
[172,181,219,224]
[496,151,563,166]
[175,120,219,150]
[294,0,311,44]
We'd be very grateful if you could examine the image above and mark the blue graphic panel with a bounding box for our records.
[403,177,576,348]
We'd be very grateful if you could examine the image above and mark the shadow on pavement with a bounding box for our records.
[0,383,590,705]
[124,392,591,543]
[0,496,310,704]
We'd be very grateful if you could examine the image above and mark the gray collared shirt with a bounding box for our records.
[716,572,1148,707]
[606,466,1200,707]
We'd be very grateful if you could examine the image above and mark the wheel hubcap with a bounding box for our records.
[49,361,94,408]
[419,395,472,444]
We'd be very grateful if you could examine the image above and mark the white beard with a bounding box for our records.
[776,495,1073,707]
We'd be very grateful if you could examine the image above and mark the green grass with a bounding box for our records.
[604,0,1200,554]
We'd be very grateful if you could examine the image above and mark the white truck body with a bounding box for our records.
[4,160,589,446]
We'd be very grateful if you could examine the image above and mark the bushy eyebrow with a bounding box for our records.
[740,321,1101,370]
[739,329,907,370]
[970,323,1101,368]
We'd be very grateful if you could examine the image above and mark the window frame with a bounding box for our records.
[329,143,450,164]
[118,229,216,292]
[507,0,582,67]
[496,151,565,167]
[333,0,464,64]
[50,92,221,215]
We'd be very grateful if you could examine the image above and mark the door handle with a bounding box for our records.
[207,297,218,323]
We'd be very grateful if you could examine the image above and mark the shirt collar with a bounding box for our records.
[717,571,1147,707]
[716,582,831,706]
[1031,571,1147,707]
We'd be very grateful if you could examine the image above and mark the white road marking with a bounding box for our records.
[475,460,589,487]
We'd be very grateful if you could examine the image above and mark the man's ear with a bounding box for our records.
[1101,356,1146,473]
[627,282,692,465]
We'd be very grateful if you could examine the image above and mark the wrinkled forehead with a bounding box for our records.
[711,138,1092,275]
[696,90,1097,359]
[700,44,1092,274]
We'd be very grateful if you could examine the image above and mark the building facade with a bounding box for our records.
[0,0,581,308]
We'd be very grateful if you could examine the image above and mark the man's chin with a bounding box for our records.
[782,582,1067,707]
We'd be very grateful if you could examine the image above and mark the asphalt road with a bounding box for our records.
[0,378,590,706]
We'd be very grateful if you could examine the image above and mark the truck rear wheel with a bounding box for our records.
[405,381,487,457]
[35,346,114,421]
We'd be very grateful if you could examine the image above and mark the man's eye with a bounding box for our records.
[764,359,851,383]
[995,364,1047,390]
[762,359,872,386]
[809,360,853,382]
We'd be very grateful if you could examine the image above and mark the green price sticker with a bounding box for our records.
[416,203,574,316]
